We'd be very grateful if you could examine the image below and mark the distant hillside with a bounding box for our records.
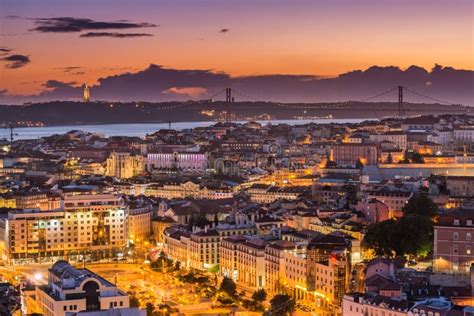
[0,101,469,127]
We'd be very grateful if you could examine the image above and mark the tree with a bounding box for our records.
[269,294,295,315]
[402,194,438,218]
[158,304,171,316]
[251,288,267,311]
[129,295,140,308]
[399,150,410,164]
[397,214,433,257]
[252,288,267,302]
[363,215,434,258]
[411,152,425,163]
[355,159,364,169]
[146,302,155,316]
[363,219,398,257]
[219,277,237,297]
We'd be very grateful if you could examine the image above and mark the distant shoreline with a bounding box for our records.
[0,118,373,140]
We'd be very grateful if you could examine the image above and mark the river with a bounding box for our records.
[0,118,372,140]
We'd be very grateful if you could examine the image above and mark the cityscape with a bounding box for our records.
[0,1,473,316]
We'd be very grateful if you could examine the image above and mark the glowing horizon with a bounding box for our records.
[0,0,473,96]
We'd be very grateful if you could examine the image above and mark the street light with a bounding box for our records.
[34,272,43,282]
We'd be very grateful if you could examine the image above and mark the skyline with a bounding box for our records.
[0,0,473,100]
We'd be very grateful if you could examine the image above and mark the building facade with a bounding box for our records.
[434,204,474,274]
[0,193,128,264]
[28,261,130,316]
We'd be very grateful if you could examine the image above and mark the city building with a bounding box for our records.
[306,234,351,313]
[25,261,132,316]
[330,144,379,167]
[236,238,267,291]
[147,151,208,172]
[145,181,236,200]
[127,202,151,245]
[105,152,145,179]
[369,132,407,150]
[434,204,474,274]
[0,193,128,264]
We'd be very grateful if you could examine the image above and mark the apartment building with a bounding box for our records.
[165,221,257,271]
[0,193,128,264]
[247,184,308,203]
[453,125,474,142]
[306,235,351,313]
[145,181,235,200]
[434,204,474,274]
[236,239,267,291]
[13,192,60,211]
[366,190,413,218]
[369,132,407,150]
[330,144,379,167]
[189,228,220,270]
[446,176,474,198]
[162,228,190,266]
[128,202,151,244]
[220,235,248,281]
[264,240,296,295]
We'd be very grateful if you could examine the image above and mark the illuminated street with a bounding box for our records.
[1,262,246,315]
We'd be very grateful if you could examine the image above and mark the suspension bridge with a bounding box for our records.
[149,84,465,123]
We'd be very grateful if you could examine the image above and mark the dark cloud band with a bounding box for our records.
[30,17,156,33]
[1,54,31,69]
[79,32,153,38]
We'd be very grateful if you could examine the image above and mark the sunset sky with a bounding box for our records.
[0,0,473,97]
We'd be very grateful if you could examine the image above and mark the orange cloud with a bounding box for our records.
[163,86,208,98]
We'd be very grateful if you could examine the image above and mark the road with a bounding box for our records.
[0,262,237,315]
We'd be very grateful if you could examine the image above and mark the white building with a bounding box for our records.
[454,126,474,143]
[369,132,407,150]
[26,261,134,316]
[147,152,208,172]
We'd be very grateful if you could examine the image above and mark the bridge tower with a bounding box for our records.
[225,87,233,123]
[398,85,405,118]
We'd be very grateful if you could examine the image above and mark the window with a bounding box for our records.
[453,219,460,226]
[453,245,458,255]
[467,246,471,255]
[453,232,459,240]
[467,233,472,241]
